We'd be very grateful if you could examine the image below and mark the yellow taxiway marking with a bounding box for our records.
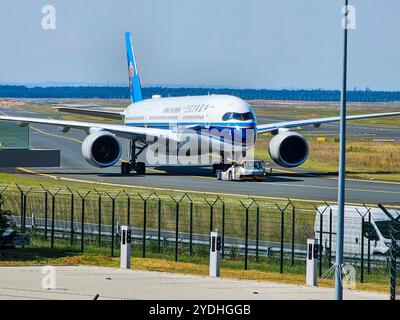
[270,168,296,174]
[31,126,83,144]
[30,122,167,174]
[327,176,400,186]
[191,175,214,180]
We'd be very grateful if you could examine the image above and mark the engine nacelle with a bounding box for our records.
[81,131,122,168]
[268,131,309,168]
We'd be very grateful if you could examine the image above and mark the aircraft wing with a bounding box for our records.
[0,115,176,142]
[257,111,400,133]
[53,107,125,120]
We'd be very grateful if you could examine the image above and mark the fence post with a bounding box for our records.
[356,208,369,284]
[256,203,260,263]
[48,188,61,249]
[15,184,32,232]
[17,185,23,231]
[291,206,295,266]
[94,189,102,247]
[66,187,75,246]
[44,190,48,240]
[138,193,151,258]
[0,186,7,212]
[16,185,33,234]
[76,190,90,253]
[106,191,121,257]
[207,196,226,259]
[221,198,226,259]
[363,204,372,275]
[276,200,293,274]
[152,192,162,253]
[181,194,193,256]
[240,199,256,271]
[204,197,218,249]
[378,203,400,300]
[23,194,27,233]
[122,190,131,226]
[361,215,365,283]
[326,202,333,267]
[314,205,329,277]
[389,220,399,300]
[245,206,249,270]
[39,185,50,240]
[171,195,185,262]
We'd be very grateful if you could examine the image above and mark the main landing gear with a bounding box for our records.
[212,151,232,174]
[121,140,148,175]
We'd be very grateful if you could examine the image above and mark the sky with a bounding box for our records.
[0,0,399,90]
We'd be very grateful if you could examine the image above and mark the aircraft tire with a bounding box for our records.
[136,162,146,175]
[121,162,131,175]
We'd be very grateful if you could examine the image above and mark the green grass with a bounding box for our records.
[255,136,400,182]
[252,102,400,128]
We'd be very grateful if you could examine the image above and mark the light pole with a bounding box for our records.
[335,0,349,300]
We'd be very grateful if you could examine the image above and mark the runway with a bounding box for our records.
[2,107,400,205]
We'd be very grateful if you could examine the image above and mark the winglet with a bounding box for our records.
[125,32,143,103]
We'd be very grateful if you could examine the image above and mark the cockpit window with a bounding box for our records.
[222,112,254,121]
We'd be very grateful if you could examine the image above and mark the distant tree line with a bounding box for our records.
[1,85,400,102]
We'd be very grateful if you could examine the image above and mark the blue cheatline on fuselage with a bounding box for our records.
[125,121,257,145]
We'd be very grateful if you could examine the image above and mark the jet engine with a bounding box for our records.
[268,131,309,168]
[81,131,122,168]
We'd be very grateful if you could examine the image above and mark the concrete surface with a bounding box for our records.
[0,266,388,300]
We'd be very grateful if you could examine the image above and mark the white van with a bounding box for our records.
[314,205,400,257]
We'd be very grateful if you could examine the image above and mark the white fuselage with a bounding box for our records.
[123,94,257,155]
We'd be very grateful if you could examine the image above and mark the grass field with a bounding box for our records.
[255,136,400,182]
[252,101,400,128]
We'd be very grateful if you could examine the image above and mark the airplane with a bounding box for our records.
[1,32,400,176]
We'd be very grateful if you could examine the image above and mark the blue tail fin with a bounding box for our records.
[125,32,143,103]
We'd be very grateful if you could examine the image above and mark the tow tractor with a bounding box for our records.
[216,160,266,181]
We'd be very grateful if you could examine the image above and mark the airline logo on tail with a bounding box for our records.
[125,32,143,103]
[128,61,135,92]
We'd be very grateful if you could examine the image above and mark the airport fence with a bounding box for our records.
[388,219,400,300]
[1,184,399,285]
